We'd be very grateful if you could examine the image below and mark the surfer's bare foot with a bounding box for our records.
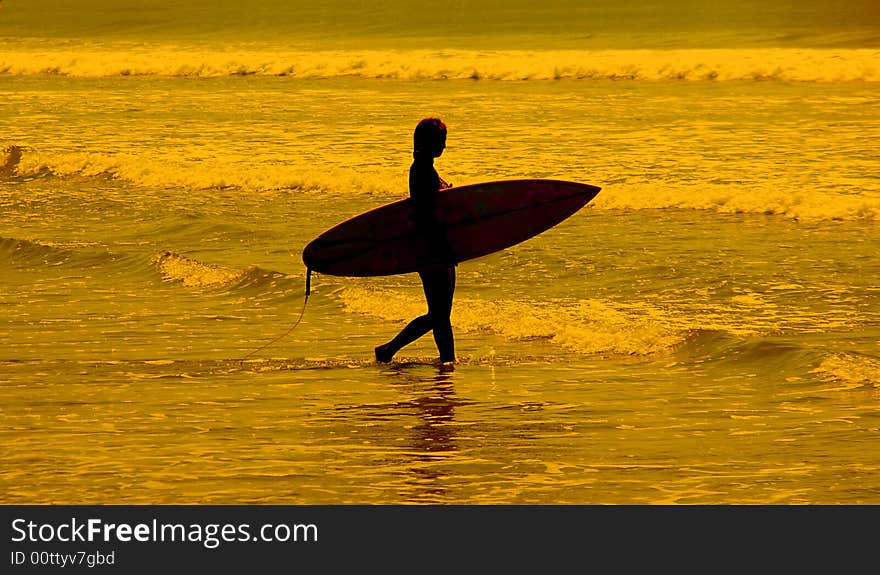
[439,360,455,372]
[375,344,394,363]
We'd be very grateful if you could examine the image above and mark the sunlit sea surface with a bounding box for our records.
[2,4,879,503]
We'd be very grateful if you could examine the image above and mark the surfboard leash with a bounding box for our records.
[239,268,312,364]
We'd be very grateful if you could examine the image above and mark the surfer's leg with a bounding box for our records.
[424,267,456,363]
[375,314,432,362]
[375,272,436,362]
[374,268,455,364]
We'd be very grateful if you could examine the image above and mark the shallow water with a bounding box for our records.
[2,2,879,504]
[4,348,879,504]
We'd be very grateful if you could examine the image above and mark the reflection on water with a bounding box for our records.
[2,355,880,504]
[384,367,460,502]
[331,364,463,503]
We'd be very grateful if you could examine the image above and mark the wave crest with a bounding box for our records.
[811,353,880,389]
[1,145,24,176]
[339,286,684,356]
[8,145,879,221]
[8,147,397,196]
[1,45,878,82]
[0,235,71,263]
[152,251,249,288]
[594,182,880,222]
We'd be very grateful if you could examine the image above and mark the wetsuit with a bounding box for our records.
[375,153,456,363]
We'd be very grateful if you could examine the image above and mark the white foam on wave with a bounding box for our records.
[811,353,880,389]
[338,286,684,356]
[594,181,880,222]
[152,251,248,288]
[7,147,878,222]
[10,148,398,196]
[1,44,878,82]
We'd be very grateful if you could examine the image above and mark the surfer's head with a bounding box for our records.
[413,117,447,159]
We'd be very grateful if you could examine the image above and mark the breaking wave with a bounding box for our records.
[338,286,685,356]
[593,181,880,222]
[0,238,292,294]
[151,251,297,295]
[2,146,396,197]
[811,353,880,389]
[5,144,878,222]
[1,45,878,82]
[0,235,74,265]
[152,251,251,288]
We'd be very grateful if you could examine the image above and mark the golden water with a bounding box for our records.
[2,2,879,504]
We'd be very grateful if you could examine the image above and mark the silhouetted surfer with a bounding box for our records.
[375,118,456,369]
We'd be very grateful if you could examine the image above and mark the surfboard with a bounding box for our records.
[302,179,600,277]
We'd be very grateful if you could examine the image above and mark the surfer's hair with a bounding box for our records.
[414,117,447,157]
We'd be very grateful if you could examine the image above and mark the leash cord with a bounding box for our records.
[240,269,311,363]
